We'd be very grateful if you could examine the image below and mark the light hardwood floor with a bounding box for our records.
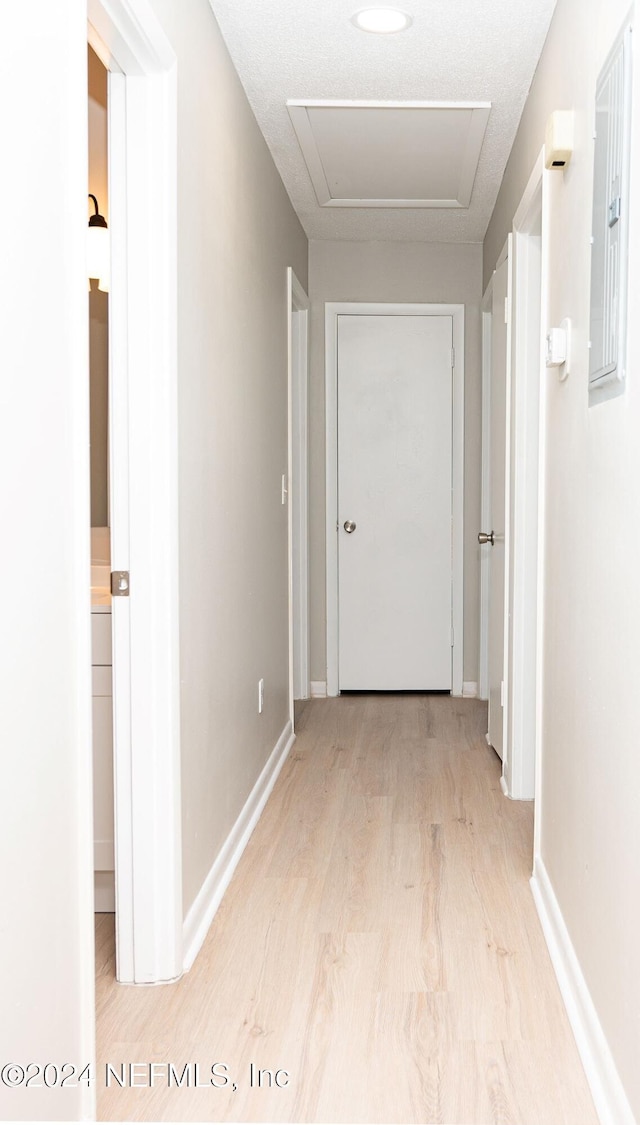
[95,694,598,1124]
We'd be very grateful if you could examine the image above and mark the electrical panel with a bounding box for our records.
[588,17,633,400]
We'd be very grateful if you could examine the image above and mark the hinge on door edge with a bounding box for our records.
[451,347,455,369]
[450,626,455,647]
[504,296,509,325]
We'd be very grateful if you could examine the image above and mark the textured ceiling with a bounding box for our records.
[207,0,557,242]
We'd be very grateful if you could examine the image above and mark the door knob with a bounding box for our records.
[478,531,495,545]
[344,520,357,534]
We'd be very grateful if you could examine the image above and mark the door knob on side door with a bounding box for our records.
[478,531,495,545]
[344,520,357,534]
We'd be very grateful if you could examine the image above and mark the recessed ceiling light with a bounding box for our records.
[351,8,413,34]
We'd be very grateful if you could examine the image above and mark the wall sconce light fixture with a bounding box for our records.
[88,194,110,293]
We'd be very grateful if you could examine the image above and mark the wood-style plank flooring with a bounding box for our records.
[95,695,598,1123]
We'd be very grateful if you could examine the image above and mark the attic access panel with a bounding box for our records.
[287,100,491,208]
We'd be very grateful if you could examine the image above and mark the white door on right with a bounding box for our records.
[485,254,510,759]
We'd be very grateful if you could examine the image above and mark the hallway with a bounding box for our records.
[96,695,597,1124]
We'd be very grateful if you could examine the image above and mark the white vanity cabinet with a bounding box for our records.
[92,606,115,911]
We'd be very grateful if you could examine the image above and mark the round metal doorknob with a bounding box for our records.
[478,531,495,545]
[344,520,357,534]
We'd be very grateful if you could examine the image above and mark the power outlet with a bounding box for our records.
[258,678,264,714]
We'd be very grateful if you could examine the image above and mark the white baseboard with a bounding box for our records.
[530,858,635,1125]
[182,719,295,972]
[462,680,479,698]
[310,680,327,698]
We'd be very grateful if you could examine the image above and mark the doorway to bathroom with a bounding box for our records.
[88,44,116,923]
[87,0,182,985]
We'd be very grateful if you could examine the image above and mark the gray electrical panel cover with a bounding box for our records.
[589,17,633,399]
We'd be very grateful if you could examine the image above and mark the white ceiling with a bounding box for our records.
[207,0,558,243]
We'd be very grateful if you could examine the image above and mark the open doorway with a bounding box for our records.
[87,0,182,985]
[88,45,115,925]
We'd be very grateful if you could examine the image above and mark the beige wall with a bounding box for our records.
[88,45,109,528]
[148,0,308,917]
[485,0,640,1116]
[308,239,483,685]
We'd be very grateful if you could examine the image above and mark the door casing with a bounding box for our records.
[507,153,547,803]
[485,241,512,765]
[479,150,549,809]
[325,302,465,697]
[479,279,493,702]
[88,0,182,984]
[287,267,310,710]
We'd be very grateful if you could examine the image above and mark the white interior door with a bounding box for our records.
[337,314,453,691]
[486,254,510,758]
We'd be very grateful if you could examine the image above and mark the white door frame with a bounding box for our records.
[479,277,494,702]
[88,0,182,984]
[479,152,549,805]
[287,268,310,714]
[325,302,465,697]
[505,150,548,803]
[479,238,512,784]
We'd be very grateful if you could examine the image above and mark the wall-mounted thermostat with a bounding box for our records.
[546,319,571,380]
[545,110,574,169]
[546,327,567,366]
